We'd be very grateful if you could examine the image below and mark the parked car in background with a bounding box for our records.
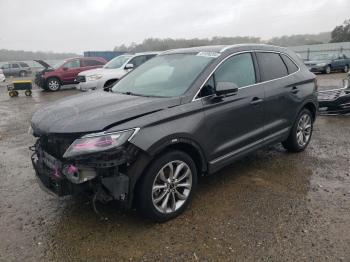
[304,53,350,74]
[31,44,318,222]
[0,69,5,82]
[76,52,160,91]
[35,57,107,91]
[0,62,32,77]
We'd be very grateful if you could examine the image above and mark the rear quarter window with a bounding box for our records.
[281,54,299,74]
[256,52,288,81]
[19,62,29,67]
[83,59,104,66]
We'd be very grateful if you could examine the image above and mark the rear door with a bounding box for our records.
[10,63,20,76]
[200,52,265,169]
[255,52,299,139]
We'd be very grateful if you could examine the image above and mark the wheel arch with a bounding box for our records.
[103,78,119,87]
[302,101,317,122]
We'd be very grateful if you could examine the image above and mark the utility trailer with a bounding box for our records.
[7,80,32,97]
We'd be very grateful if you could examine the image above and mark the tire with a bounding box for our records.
[46,77,61,91]
[282,109,313,152]
[19,71,27,77]
[324,66,331,74]
[344,65,349,73]
[103,79,118,91]
[25,90,32,96]
[136,150,197,222]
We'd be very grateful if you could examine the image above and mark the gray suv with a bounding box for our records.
[1,62,32,77]
[30,44,318,222]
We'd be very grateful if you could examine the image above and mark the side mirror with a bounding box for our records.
[216,82,238,96]
[124,63,134,70]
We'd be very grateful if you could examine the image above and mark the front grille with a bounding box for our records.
[76,75,86,82]
[40,135,75,159]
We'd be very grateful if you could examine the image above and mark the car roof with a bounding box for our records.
[133,51,162,56]
[161,44,290,55]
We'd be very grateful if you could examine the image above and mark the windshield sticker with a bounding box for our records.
[196,52,220,58]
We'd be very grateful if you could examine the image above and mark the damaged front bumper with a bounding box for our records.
[318,84,350,115]
[30,140,137,205]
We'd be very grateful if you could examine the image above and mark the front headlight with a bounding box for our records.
[86,74,103,81]
[316,63,327,67]
[63,128,139,158]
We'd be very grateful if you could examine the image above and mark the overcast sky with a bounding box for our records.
[0,0,349,54]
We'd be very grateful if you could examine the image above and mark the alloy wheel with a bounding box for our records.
[296,114,312,147]
[152,160,192,214]
[48,80,60,91]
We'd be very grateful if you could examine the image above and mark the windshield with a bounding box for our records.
[53,60,66,69]
[311,54,334,61]
[111,53,216,97]
[104,55,132,69]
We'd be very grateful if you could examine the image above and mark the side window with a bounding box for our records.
[256,52,288,81]
[281,54,299,74]
[11,63,20,68]
[2,63,10,69]
[215,53,256,88]
[129,55,147,67]
[20,62,29,67]
[84,59,103,66]
[198,76,215,98]
[64,59,80,69]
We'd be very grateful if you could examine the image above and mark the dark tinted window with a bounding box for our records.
[20,62,29,67]
[281,54,298,74]
[11,63,20,68]
[215,53,256,88]
[256,52,288,81]
[129,55,147,67]
[84,59,104,66]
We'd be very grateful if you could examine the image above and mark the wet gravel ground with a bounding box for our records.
[0,73,349,261]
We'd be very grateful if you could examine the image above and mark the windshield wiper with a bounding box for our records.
[116,91,164,98]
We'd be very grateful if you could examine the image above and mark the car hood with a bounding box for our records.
[305,60,330,65]
[79,68,126,77]
[34,59,52,69]
[31,91,180,135]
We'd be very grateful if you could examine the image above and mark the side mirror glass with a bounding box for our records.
[216,82,239,96]
[125,63,134,70]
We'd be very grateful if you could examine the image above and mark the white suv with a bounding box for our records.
[76,52,159,91]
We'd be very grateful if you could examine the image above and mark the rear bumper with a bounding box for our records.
[308,66,326,73]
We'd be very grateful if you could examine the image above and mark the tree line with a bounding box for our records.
[0,49,78,62]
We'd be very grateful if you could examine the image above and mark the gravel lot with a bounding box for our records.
[0,73,349,261]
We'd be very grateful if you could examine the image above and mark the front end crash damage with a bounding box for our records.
[318,79,350,115]
[30,135,144,207]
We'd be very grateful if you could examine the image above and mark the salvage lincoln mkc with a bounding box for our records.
[30,44,318,222]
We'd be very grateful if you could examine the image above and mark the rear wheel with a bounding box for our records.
[46,77,61,91]
[324,65,331,74]
[344,65,349,73]
[19,71,27,77]
[25,90,32,96]
[282,109,313,152]
[136,150,197,222]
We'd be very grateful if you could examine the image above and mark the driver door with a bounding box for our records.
[61,59,81,83]
[199,53,265,171]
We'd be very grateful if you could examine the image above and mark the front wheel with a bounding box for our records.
[46,77,61,91]
[282,109,313,152]
[19,71,27,77]
[136,150,197,222]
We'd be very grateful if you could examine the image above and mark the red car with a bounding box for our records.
[35,57,106,91]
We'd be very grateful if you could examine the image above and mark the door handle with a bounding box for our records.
[291,86,299,94]
[250,97,263,105]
